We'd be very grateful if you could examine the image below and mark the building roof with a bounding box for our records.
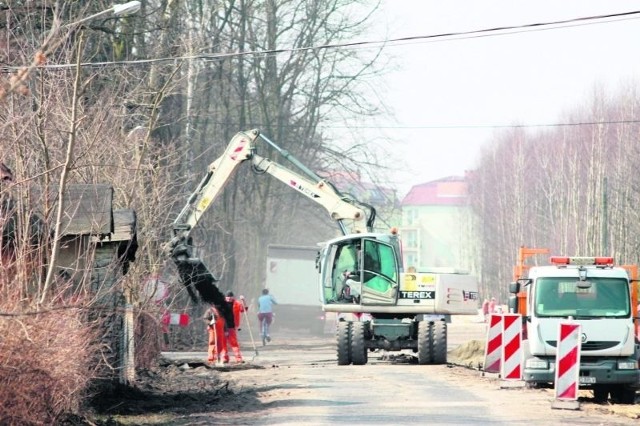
[56,184,113,235]
[401,176,468,206]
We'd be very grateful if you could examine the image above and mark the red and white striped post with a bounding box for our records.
[501,313,523,381]
[483,314,502,374]
[554,322,581,403]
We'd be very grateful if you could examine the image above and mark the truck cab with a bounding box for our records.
[512,256,640,403]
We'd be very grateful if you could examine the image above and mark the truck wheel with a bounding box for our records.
[610,385,637,404]
[432,320,447,364]
[337,321,352,365]
[417,320,433,365]
[592,385,609,403]
[351,321,368,365]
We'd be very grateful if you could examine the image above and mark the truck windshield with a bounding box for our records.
[534,277,630,318]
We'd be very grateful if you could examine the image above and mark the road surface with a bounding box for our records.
[160,318,639,425]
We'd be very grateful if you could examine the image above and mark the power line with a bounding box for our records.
[2,9,639,71]
[318,119,640,130]
[179,119,640,132]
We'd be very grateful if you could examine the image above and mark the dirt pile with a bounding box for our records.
[448,339,485,368]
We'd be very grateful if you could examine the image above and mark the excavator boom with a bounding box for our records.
[165,129,375,323]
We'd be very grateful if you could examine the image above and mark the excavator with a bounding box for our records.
[164,129,375,328]
[165,129,479,365]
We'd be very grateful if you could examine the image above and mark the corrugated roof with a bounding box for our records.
[402,176,468,206]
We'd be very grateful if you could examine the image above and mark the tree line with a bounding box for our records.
[469,82,640,301]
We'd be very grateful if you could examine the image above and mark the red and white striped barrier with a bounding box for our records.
[483,314,502,373]
[162,311,191,327]
[554,322,581,400]
[170,313,190,327]
[501,313,523,380]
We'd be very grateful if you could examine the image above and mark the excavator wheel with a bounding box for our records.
[351,321,368,365]
[432,320,447,364]
[417,320,433,365]
[337,321,352,365]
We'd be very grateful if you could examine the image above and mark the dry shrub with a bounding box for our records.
[0,294,101,425]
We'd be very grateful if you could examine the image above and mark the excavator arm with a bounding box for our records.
[166,129,376,324]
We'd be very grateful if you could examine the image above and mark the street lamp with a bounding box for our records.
[113,1,142,16]
[66,1,142,27]
[1,2,142,101]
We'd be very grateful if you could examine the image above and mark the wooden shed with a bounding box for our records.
[52,183,138,383]
[53,184,137,297]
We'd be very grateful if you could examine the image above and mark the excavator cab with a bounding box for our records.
[320,233,400,307]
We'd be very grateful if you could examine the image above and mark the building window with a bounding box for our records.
[405,208,417,226]
[405,253,417,269]
[403,229,418,249]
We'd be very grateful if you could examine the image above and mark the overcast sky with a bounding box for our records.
[342,1,640,196]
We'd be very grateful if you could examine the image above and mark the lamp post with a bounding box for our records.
[66,1,142,27]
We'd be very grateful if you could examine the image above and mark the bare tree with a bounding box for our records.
[469,79,640,297]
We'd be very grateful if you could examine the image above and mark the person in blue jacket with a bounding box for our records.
[257,288,277,344]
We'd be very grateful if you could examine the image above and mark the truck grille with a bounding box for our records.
[545,340,618,351]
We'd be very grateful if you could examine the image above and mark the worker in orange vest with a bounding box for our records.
[204,305,227,364]
[224,291,248,363]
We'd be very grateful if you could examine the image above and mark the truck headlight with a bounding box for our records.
[526,359,548,369]
[617,361,637,370]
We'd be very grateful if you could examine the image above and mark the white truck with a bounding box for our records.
[165,129,480,365]
[508,251,640,403]
[265,244,326,334]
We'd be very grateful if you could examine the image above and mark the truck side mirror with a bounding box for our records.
[508,281,520,294]
[508,295,518,313]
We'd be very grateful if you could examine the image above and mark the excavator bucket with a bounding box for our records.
[174,260,234,328]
